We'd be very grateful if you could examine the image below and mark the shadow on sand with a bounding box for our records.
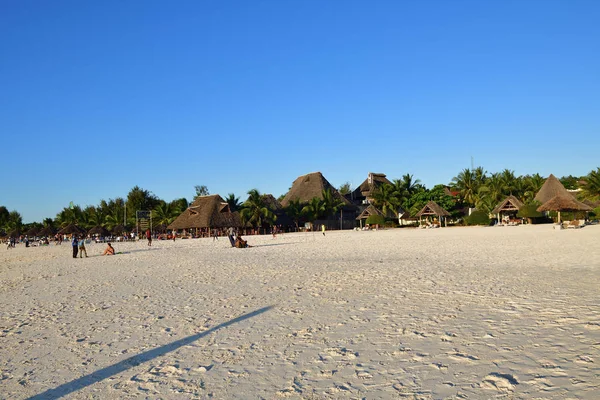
[28,305,274,400]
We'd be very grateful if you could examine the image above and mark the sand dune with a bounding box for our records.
[1,225,599,399]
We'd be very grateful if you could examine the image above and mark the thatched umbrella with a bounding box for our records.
[8,229,20,238]
[57,224,85,236]
[111,224,126,235]
[534,174,572,204]
[537,194,592,223]
[38,226,56,237]
[88,225,109,236]
[26,226,40,237]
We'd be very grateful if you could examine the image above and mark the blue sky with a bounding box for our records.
[1,0,599,222]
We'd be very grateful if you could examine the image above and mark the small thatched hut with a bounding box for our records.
[415,201,451,227]
[537,193,591,223]
[534,174,572,204]
[355,205,386,228]
[88,225,109,237]
[38,226,56,237]
[168,195,241,236]
[492,195,524,224]
[25,226,40,237]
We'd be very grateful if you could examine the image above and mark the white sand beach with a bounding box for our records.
[1,225,599,399]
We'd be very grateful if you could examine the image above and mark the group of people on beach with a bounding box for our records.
[69,235,115,257]
[226,227,251,248]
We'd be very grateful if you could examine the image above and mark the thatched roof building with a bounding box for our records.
[351,172,392,203]
[537,194,592,213]
[356,205,385,220]
[415,201,451,217]
[534,174,572,204]
[26,226,40,237]
[261,194,293,227]
[492,195,524,215]
[88,225,109,236]
[168,194,241,230]
[280,172,350,207]
[38,226,56,237]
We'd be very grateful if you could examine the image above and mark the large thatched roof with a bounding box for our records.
[168,195,242,229]
[492,195,524,214]
[26,226,40,237]
[57,224,85,235]
[415,201,451,217]
[351,173,392,200]
[280,172,350,207]
[534,174,572,204]
[537,194,592,212]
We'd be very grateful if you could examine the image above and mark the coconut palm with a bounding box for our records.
[152,202,180,227]
[372,183,401,217]
[302,197,325,228]
[581,168,600,200]
[225,193,242,212]
[451,168,479,206]
[240,189,276,231]
[500,169,517,196]
[284,199,304,232]
[321,189,345,218]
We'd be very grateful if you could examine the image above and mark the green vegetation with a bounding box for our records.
[465,210,490,226]
[365,215,385,226]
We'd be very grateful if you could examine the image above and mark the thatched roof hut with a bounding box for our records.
[415,201,451,218]
[8,229,20,238]
[356,204,385,220]
[351,172,392,202]
[57,224,85,235]
[168,194,242,230]
[280,172,350,207]
[261,194,293,227]
[26,226,40,237]
[534,174,572,204]
[38,226,56,237]
[537,194,592,212]
[537,193,592,223]
[492,195,524,215]
[88,225,109,236]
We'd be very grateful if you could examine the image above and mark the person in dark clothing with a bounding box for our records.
[71,235,79,258]
[146,229,152,246]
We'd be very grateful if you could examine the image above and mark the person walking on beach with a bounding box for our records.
[146,229,152,246]
[78,236,88,258]
[71,235,79,258]
[321,224,326,236]
[212,229,219,241]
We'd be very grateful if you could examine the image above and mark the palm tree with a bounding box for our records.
[284,199,304,232]
[451,168,478,206]
[395,173,422,197]
[523,173,545,203]
[479,173,504,205]
[152,202,180,228]
[240,189,276,233]
[321,189,345,218]
[302,197,325,229]
[371,183,401,217]
[225,193,242,212]
[581,168,600,200]
[500,169,517,196]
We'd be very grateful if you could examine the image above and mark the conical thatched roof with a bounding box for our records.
[111,224,127,235]
[492,195,524,214]
[534,174,572,204]
[351,173,392,200]
[26,226,40,237]
[261,194,283,211]
[87,225,109,236]
[168,195,242,229]
[8,229,20,238]
[537,194,592,212]
[415,201,451,217]
[356,205,385,220]
[280,172,350,207]
[38,226,56,237]
[57,224,85,235]
[261,194,294,226]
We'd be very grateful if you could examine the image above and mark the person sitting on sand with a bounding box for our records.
[102,242,115,256]
[234,235,252,248]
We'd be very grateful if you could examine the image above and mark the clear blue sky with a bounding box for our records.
[1,0,599,223]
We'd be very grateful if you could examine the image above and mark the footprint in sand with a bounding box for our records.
[481,372,519,392]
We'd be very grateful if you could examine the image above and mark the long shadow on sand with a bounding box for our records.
[251,242,299,248]
[28,305,274,400]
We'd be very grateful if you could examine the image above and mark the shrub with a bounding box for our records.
[365,215,385,226]
[465,210,490,226]
[517,204,543,219]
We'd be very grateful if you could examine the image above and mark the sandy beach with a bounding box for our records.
[1,225,599,399]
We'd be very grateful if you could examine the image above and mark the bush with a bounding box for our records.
[365,215,385,226]
[465,210,490,226]
[517,204,543,219]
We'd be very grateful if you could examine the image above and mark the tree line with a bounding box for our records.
[2,167,599,235]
